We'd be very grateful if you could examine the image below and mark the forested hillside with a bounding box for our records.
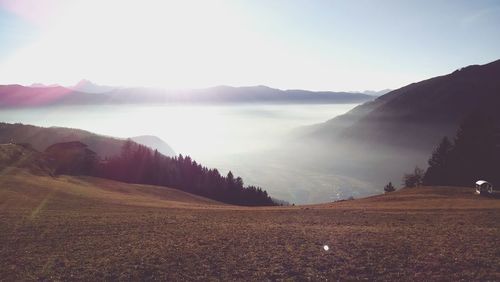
[96,140,275,206]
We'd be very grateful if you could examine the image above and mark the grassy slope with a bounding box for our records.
[1,171,499,280]
[317,186,500,210]
[0,144,54,176]
[0,169,223,211]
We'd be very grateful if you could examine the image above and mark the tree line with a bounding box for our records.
[94,140,276,206]
[423,113,499,187]
[386,113,499,192]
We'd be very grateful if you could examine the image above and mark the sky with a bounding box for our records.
[0,0,499,91]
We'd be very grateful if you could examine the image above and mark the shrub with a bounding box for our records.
[403,166,424,188]
[384,182,396,193]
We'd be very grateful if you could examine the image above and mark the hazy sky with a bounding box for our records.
[0,0,499,91]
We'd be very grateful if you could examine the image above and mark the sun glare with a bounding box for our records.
[0,0,408,91]
[0,0,271,88]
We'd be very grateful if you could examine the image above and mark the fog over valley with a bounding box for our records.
[3,59,500,204]
[0,102,366,203]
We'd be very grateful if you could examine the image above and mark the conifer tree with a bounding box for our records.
[420,112,499,187]
[423,137,453,185]
[447,113,496,186]
[384,182,395,193]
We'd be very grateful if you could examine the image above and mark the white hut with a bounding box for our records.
[475,180,493,195]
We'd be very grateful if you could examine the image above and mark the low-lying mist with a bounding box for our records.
[1,103,385,204]
[225,135,429,204]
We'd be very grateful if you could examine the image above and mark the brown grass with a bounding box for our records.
[1,170,499,281]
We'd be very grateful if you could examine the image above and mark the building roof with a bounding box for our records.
[475,180,491,186]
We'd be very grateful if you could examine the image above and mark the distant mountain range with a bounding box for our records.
[70,79,118,94]
[360,89,392,96]
[0,83,375,107]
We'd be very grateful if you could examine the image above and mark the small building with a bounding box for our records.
[475,180,494,195]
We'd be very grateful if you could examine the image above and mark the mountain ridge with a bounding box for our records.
[130,135,175,157]
[292,58,500,192]
[0,84,374,107]
[310,59,500,150]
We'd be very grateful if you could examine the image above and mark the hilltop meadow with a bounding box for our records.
[1,169,499,280]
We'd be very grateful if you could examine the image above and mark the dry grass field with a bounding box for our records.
[1,169,499,281]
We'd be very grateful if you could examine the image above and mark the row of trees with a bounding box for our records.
[423,113,499,186]
[385,113,499,192]
[95,140,276,206]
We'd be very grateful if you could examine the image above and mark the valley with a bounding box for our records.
[1,1,499,280]
[0,103,361,204]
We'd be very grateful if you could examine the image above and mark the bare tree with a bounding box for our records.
[403,166,424,188]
